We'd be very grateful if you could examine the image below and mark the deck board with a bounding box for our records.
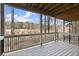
[5,41,79,56]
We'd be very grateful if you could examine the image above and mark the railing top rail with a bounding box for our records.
[4,32,56,38]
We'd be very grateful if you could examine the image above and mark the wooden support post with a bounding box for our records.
[44,16,46,43]
[1,4,4,36]
[48,17,50,33]
[71,21,73,33]
[69,22,71,43]
[54,17,56,41]
[78,36,79,46]
[75,21,76,33]
[44,16,46,33]
[11,7,14,35]
[1,3,4,55]
[0,3,1,35]
[75,21,78,45]
[40,14,42,46]
[63,20,65,41]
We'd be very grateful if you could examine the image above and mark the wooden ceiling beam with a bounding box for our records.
[47,3,61,12]
[37,3,45,9]
[7,4,23,8]
[43,4,52,11]
[50,4,71,14]
[28,4,79,21]
[57,13,79,21]
[31,3,35,9]
[52,4,79,16]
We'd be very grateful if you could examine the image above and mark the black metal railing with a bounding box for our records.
[4,33,56,53]
[0,38,4,55]
[64,33,79,45]
[4,34,41,53]
[4,32,79,53]
[3,32,69,53]
[0,40,1,55]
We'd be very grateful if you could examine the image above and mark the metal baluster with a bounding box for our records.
[11,37,13,51]
[19,37,21,49]
[7,38,9,52]
[14,37,16,50]
[18,37,20,49]
[13,37,15,51]
[14,37,15,50]
[69,22,71,43]
[78,36,79,46]
[16,37,18,49]
[17,37,18,49]
[4,38,6,52]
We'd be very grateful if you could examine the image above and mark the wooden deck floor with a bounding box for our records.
[5,41,79,56]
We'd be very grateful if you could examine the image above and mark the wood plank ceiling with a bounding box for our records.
[7,3,79,21]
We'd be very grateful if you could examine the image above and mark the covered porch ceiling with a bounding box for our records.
[7,3,79,21]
